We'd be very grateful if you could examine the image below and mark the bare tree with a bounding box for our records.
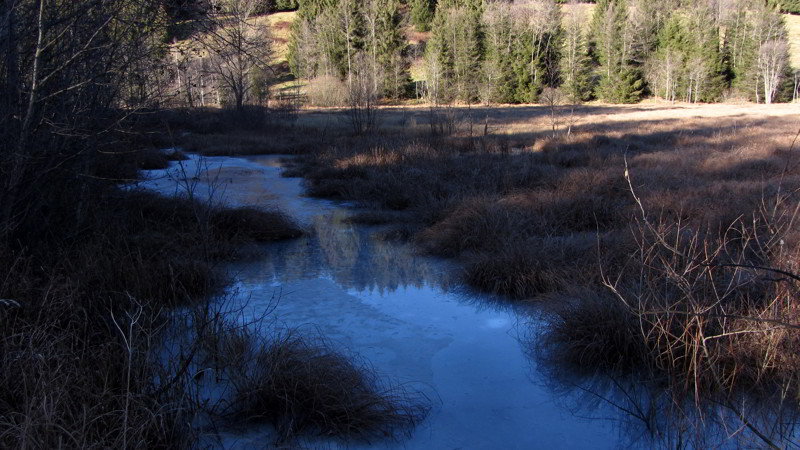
[347,52,379,135]
[197,0,272,111]
[757,39,787,104]
[1,0,166,241]
[646,49,680,102]
[539,86,564,138]
[686,55,709,103]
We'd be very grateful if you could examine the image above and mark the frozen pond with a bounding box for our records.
[137,153,795,449]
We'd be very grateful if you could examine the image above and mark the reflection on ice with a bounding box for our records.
[234,209,453,296]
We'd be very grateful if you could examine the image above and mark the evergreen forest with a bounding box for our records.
[288,0,799,104]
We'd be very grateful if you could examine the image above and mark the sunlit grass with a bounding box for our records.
[786,13,800,70]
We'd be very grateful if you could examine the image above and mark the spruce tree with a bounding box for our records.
[561,5,593,102]
[426,3,483,103]
[591,0,644,102]
[482,4,516,103]
[411,0,435,32]
[425,8,455,102]
[375,0,411,99]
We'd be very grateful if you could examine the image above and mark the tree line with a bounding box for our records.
[290,0,798,105]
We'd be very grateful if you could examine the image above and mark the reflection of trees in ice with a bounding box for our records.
[525,320,799,450]
[238,209,453,295]
[315,210,453,294]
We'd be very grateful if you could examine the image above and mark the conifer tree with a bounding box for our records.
[411,0,436,32]
[482,3,516,103]
[425,9,454,103]
[591,0,644,102]
[561,3,592,102]
[371,0,410,99]
[426,3,483,103]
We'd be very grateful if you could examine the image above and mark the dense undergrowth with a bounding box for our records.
[0,111,430,447]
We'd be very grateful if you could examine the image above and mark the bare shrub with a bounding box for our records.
[308,76,348,107]
[347,53,380,135]
[427,106,464,137]
[539,87,565,138]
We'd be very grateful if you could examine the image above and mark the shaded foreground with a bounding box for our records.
[259,103,799,447]
[0,140,430,447]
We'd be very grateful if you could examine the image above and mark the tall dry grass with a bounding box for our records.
[0,181,307,448]
[222,328,430,442]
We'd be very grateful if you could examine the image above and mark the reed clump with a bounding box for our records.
[219,329,430,442]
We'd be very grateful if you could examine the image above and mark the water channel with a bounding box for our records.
[136,153,793,449]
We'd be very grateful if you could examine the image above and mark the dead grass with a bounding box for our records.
[290,105,798,299]
[150,102,800,438]
[257,11,296,63]
[536,292,648,375]
[221,328,430,442]
[153,107,325,156]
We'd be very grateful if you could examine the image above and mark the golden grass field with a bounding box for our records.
[787,13,800,69]
[285,102,799,144]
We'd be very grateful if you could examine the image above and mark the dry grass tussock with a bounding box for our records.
[204,325,430,442]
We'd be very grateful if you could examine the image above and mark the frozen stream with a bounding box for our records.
[137,153,623,449]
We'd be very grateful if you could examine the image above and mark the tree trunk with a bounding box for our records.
[3,5,19,121]
[18,0,45,154]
